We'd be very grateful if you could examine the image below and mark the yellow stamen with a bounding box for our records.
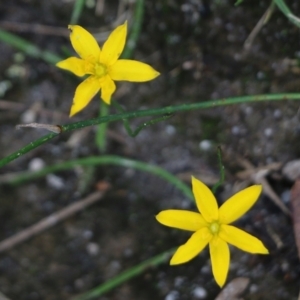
[210,222,220,235]
[94,63,107,78]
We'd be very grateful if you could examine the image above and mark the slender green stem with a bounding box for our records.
[122,0,144,59]
[274,0,300,28]
[70,0,86,24]
[96,101,109,152]
[0,29,62,64]
[125,114,174,137]
[3,155,193,201]
[234,0,244,6]
[112,101,173,137]
[73,248,175,300]
[95,0,144,148]
[1,93,300,168]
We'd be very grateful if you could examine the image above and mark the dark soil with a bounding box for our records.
[0,1,300,299]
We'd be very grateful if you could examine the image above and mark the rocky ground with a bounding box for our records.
[0,0,300,299]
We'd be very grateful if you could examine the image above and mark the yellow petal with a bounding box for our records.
[56,57,87,77]
[209,236,230,287]
[68,25,101,62]
[219,185,262,224]
[109,60,160,82]
[101,21,127,66]
[100,75,116,104]
[192,176,219,223]
[156,210,207,231]
[219,224,269,254]
[170,227,212,265]
[70,76,100,117]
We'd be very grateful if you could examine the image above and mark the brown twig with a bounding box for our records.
[236,157,291,217]
[0,99,68,120]
[291,179,300,260]
[16,123,62,133]
[215,277,249,300]
[244,1,275,50]
[0,190,106,253]
[0,21,69,37]
[0,291,11,300]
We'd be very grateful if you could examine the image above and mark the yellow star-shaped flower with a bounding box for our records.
[56,22,160,116]
[156,176,269,287]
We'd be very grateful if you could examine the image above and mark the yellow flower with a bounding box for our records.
[156,176,269,287]
[56,22,160,116]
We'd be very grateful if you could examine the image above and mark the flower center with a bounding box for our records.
[94,63,107,78]
[209,221,220,235]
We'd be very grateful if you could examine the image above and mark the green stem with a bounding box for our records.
[96,101,109,152]
[73,248,175,300]
[3,155,193,201]
[1,93,300,168]
[95,0,144,149]
[274,0,300,27]
[70,0,86,24]
[112,100,173,137]
[0,29,62,64]
[122,0,144,59]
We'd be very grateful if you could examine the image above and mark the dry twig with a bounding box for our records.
[291,179,300,260]
[0,190,106,253]
[215,277,249,300]
[244,2,275,50]
[0,21,69,36]
[236,157,291,217]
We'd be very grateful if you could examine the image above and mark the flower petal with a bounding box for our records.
[156,210,207,231]
[192,176,219,223]
[209,236,230,287]
[101,22,127,66]
[56,57,87,77]
[100,75,116,104]
[170,227,212,265]
[219,185,262,224]
[219,224,269,254]
[109,59,160,82]
[68,25,101,62]
[70,76,100,117]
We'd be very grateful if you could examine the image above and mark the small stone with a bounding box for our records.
[108,260,121,275]
[200,265,210,274]
[82,230,93,240]
[281,190,290,204]
[165,291,179,300]
[174,276,185,287]
[231,126,240,135]
[182,61,195,70]
[256,71,266,80]
[283,160,300,181]
[192,286,207,299]
[264,128,273,137]
[281,261,289,272]
[123,248,133,258]
[28,158,45,171]
[199,140,212,151]
[249,284,258,293]
[21,109,36,123]
[165,125,176,135]
[74,278,85,290]
[245,106,253,115]
[86,242,100,256]
[46,174,64,190]
[273,109,282,119]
